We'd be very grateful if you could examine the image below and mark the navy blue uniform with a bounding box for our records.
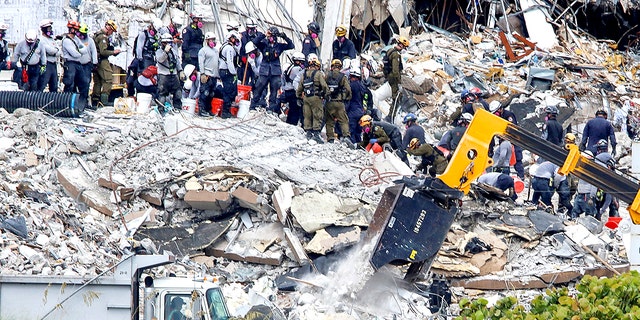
[581,116,617,154]
[251,34,294,112]
[332,38,357,61]
[181,25,204,69]
[347,78,366,143]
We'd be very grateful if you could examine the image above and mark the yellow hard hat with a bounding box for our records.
[359,115,372,127]
[409,138,420,150]
[331,59,342,68]
[79,23,89,34]
[335,25,347,37]
[398,36,410,47]
[105,20,118,31]
[564,133,576,143]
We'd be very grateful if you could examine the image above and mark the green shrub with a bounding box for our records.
[456,271,640,320]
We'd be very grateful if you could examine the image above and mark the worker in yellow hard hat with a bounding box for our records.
[332,25,356,61]
[91,19,121,106]
[382,35,410,121]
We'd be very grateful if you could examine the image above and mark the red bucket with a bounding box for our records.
[605,216,623,229]
[235,84,252,104]
[211,98,223,116]
[230,107,238,116]
[512,175,524,194]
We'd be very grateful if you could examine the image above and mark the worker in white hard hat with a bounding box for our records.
[38,19,60,92]
[281,51,305,125]
[239,17,263,87]
[218,32,241,118]
[11,29,47,91]
[156,32,185,112]
[196,32,220,116]
[181,63,200,100]
[135,18,163,72]
[0,23,13,71]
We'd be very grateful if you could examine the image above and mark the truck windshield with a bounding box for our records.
[206,288,229,320]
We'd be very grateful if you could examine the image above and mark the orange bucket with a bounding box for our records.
[235,84,252,104]
[605,216,623,229]
[512,175,524,193]
[211,98,223,116]
[230,107,238,116]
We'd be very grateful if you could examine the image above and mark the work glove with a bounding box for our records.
[200,74,209,83]
[179,71,186,81]
[164,44,172,53]
[370,138,378,144]
[40,65,46,75]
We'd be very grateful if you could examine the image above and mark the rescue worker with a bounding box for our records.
[346,67,366,143]
[324,59,352,145]
[491,137,512,174]
[181,64,200,100]
[302,21,321,58]
[0,24,13,71]
[38,19,60,92]
[12,29,46,91]
[61,21,86,93]
[477,172,517,201]
[77,23,97,102]
[156,33,184,112]
[197,32,219,117]
[239,18,264,86]
[158,17,182,47]
[555,132,578,214]
[296,54,328,144]
[594,139,619,218]
[92,20,121,106]
[134,65,158,98]
[542,105,564,146]
[332,25,357,61]
[402,113,425,150]
[281,51,305,126]
[490,101,525,179]
[531,161,558,210]
[219,32,241,118]
[580,109,617,156]
[359,115,388,151]
[570,151,598,220]
[382,36,409,121]
[407,138,448,177]
[182,13,204,69]
[251,27,294,113]
[439,113,472,158]
[168,297,186,320]
[135,18,162,72]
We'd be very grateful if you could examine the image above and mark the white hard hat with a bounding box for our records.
[460,112,473,122]
[246,18,257,28]
[0,24,8,31]
[292,52,305,62]
[245,41,256,53]
[350,67,361,78]
[204,32,216,40]
[152,18,163,29]
[226,20,240,31]
[25,29,38,42]
[489,100,501,113]
[227,32,240,40]
[183,64,196,76]
[183,80,193,91]
[39,19,53,28]
[160,33,173,42]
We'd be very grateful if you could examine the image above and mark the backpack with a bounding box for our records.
[302,70,317,97]
[326,72,344,99]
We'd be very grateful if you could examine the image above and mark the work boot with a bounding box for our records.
[340,137,355,149]
[100,93,112,107]
[312,131,324,144]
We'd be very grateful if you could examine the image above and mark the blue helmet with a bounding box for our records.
[403,113,417,124]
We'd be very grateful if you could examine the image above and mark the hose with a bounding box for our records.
[0,91,86,117]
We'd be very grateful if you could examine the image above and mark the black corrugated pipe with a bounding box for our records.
[0,91,86,118]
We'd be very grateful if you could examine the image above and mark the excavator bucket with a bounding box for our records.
[365,178,462,282]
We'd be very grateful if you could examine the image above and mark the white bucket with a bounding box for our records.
[237,100,250,119]
[136,93,153,114]
[182,98,197,115]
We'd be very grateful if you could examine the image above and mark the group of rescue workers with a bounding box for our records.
[0,16,627,222]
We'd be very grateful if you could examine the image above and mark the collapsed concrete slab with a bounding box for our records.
[304,226,361,255]
[290,192,364,233]
[184,190,232,211]
[207,223,284,266]
[56,167,116,216]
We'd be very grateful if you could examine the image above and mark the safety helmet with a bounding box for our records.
[359,115,373,127]
[596,139,608,150]
[403,113,417,124]
[292,52,305,62]
[39,19,53,28]
[226,20,240,31]
[183,64,196,76]
[564,133,576,143]
[469,87,482,96]
[245,18,257,28]
[267,26,280,37]
[307,53,320,67]
[105,20,118,31]
[189,13,202,20]
[67,20,80,30]
[460,113,473,123]
[25,29,38,42]
[0,24,8,31]
[583,150,594,159]
[489,101,502,113]
[245,41,256,53]
[460,89,474,101]
[349,67,361,78]
[397,36,410,47]
[335,25,347,37]
[409,138,421,150]
[160,33,173,42]
[78,23,89,34]
[152,18,163,29]
[183,80,193,91]
[331,59,342,68]
[544,105,558,115]
[204,32,216,40]
[307,21,320,34]
[227,32,240,41]
[596,109,607,116]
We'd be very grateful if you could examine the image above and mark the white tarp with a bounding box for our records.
[518,0,558,50]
